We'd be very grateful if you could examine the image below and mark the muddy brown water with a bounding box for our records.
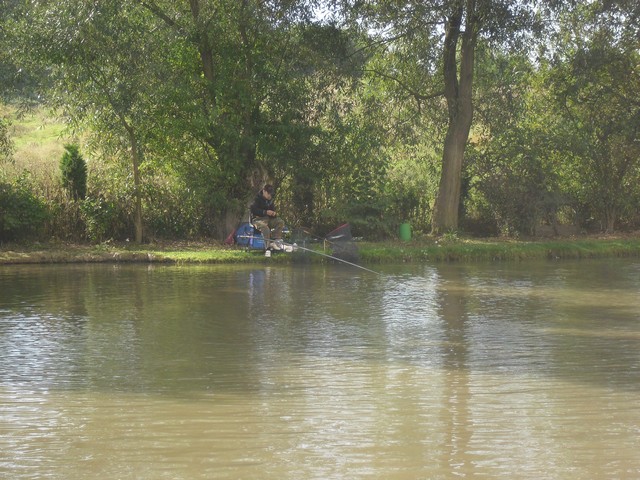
[1,260,639,479]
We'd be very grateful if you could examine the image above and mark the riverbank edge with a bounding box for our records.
[2,235,640,265]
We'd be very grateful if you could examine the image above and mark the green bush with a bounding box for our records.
[44,192,86,241]
[60,144,87,200]
[0,117,14,161]
[0,174,48,242]
[142,179,204,239]
[80,195,122,243]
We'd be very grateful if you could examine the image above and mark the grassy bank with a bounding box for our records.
[359,237,640,263]
[1,236,640,265]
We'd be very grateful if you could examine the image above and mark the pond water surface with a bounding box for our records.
[1,259,639,479]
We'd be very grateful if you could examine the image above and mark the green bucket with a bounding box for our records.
[399,222,412,241]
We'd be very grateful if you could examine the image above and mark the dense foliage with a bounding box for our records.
[0,0,638,243]
[0,174,48,241]
[60,144,87,201]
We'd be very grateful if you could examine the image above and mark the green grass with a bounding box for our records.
[1,236,639,265]
[359,237,640,263]
[11,116,66,149]
[2,105,70,184]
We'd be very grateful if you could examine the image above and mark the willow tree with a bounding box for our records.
[340,0,552,234]
[9,0,168,242]
[544,0,640,232]
[11,0,338,238]
[140,0,328,234]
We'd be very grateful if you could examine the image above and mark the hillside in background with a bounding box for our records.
[1,105,71,187]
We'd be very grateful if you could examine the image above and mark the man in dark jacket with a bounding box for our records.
[250,184,285,253]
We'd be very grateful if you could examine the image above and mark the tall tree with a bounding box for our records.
[432,0,478,234]
[10,0,170,242]
[140,0,323,234]
[545,0,640,232]
[340,0,547,234]
[9,0,371,239]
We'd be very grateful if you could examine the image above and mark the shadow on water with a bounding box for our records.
[0,264,270,398]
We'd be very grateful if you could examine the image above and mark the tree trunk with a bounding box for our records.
[604,205,616,233]
[431,0,477,234]
[128,127,143,243]
[432,124,471,233]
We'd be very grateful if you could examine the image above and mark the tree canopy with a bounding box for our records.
[1,0,639,242]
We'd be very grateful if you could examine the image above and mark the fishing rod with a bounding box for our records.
[281,240,381,275]
[240,216,378,274]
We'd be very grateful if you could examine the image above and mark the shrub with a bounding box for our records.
[43,189,86,241]
[60,144,87,200]
[142,180,204,239]
[80,195,123,243]
[0,117,14,161]
[0,174,48,242]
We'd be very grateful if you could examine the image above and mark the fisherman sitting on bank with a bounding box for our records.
[250,184,285,255]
